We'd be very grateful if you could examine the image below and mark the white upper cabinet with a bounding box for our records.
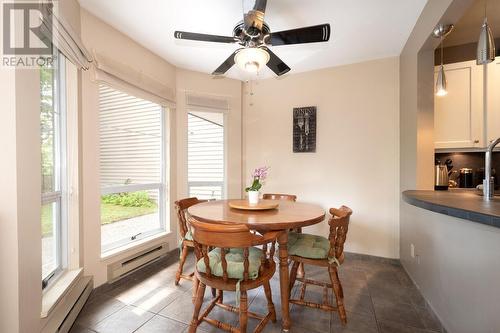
[487,57,500,144]
[434,60,484,149]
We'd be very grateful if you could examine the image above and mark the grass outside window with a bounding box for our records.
[100,203,157,225]
[41,196,157,237]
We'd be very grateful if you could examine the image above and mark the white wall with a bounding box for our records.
[242,57,400,258]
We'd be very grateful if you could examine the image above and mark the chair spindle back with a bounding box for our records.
[187,217,277,282]
[174,197,207,240]
[327,206,353,264]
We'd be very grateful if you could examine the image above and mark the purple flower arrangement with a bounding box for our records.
[245,166,269,192]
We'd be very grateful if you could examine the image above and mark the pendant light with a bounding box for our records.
[433,24,454,97]
[436,38,448,96]
[477,0,496,65]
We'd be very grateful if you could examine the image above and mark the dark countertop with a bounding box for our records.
[402,189,500,228]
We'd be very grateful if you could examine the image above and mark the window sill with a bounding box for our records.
[41,268,83,318]
[100,231,172,262]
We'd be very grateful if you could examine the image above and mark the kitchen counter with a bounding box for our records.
[403,189,500,228]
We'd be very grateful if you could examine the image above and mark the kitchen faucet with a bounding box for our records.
[483,137,500,200]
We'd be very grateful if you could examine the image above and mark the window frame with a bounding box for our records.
[187,109,227,200]
[99,87,168,253]
[41,50,68,290]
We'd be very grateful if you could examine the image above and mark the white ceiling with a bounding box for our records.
[78,0,428,80]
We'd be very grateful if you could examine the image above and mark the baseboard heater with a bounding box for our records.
[41,276,93,333]
[57,277,93,333]
[107,243,169,282]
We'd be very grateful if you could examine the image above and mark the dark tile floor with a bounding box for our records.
[70,252,444,333]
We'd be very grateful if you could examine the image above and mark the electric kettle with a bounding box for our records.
[434,163,449,190]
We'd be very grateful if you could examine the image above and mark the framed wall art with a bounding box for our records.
[293,106,316,153]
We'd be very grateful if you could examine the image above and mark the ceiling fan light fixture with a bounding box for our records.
[234,47,270,73]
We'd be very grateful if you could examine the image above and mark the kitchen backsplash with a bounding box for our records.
[435,152,500,188]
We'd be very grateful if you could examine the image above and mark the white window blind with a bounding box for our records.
[188,111,224,200]
[186,94,229,111]
[93,52,175,106]
[39,4,93,70]
[99,85,162,188]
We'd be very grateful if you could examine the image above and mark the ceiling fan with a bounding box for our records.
[173,0,331,76]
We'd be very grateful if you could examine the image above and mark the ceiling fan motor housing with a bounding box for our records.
[233,21,270,47]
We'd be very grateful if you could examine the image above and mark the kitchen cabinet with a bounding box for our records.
[434,60,484,149]
[487,57,500,143]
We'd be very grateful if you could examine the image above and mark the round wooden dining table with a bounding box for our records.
[187,199,326,331]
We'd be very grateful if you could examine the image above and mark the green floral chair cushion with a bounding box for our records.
[184,230,193,241]
[196,247,263,280]
[287,231,331,259]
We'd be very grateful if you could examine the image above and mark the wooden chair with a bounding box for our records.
[262,193,305,277]
[188,217,278,333]
[174,197,207,286]
[288,206,353,325]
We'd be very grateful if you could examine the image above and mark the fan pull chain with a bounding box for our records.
[246,80,254,107]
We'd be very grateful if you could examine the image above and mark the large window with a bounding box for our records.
[99,84,166,252]
[188,111,225,199]
[40,51,67,288]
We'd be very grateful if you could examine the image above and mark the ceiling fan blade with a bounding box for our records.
[244,0,267,32]
[262,47,290,76]
[269,24,331,46]
[174,31,236,43]
[212,49,240,76]
[253,0,267,13]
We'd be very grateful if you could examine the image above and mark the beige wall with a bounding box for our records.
[58,0,81,35]
[0,68,20,333]
[242,57,400,258]
[0,68,42,333]
[175,69,243,201]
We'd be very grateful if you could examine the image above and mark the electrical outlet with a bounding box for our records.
[410,243,415,258]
